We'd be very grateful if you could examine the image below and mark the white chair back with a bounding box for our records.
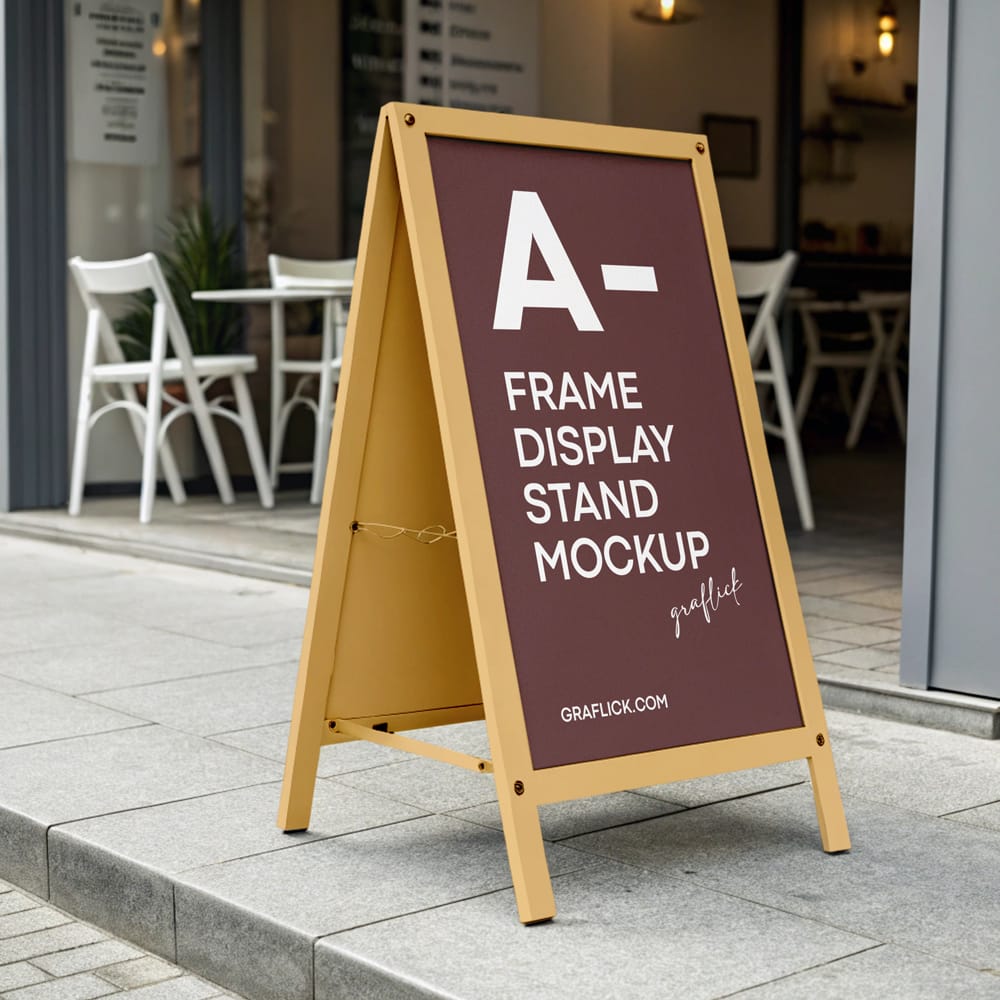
[730,251,798,365]
[265,254,355,504]
[268,254,356,288]
[729,250,813,531]
[67,252,273,523]
[68,252,198,374]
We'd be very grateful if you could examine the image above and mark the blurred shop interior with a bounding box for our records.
[65,0,917,514]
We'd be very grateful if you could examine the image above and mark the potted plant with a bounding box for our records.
[115,202,246,361]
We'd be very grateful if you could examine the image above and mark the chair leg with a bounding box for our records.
[310,378,336,506]
[794,361,819,428]
[767,330,815,531]
[846,353,882,450]
[120,383,187,506]
[158,437,188,506]
[70,309,104,517]
[270,300,285,490]
[834,369,855,418]
[310,300,337,505]
[139,380,165,525]
[232,373,275,509]
[185,378,236,506]
[69,377,94,517]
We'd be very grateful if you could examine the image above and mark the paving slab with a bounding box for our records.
[825,710,1000,815]
[634,759,808,809]
[451,790,685,841]
[0,634,296,697]
[816,646,899,669]
[334,758,503,813]
[117,977,224,999]
[38,570,305,627]
[81,663,297,736]
[564,785,1000,971]
[156,608,308,648]
[0,962,49,992]
[0,923,107,965]
[797,571,901,597]
[0,727,281,897]
[798,596,900,625]
[0,905,71,938]
[315,861,875,1000]
[0,676,145,750]
[0,542,136,583]
[0,890,38,915]
[173,815,597,1000]
[943,801,1000,833]
[730,943,1000,999]
[30,939,144,976]
[47,780,424,956]
[210,723,410,775]
[98,955,193,990]
[811,623,901,646]
[0,609,166,657]
[1,970,120,999]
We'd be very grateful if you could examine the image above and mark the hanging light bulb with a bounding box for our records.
[877,3,898,57]
[632,0,701,25]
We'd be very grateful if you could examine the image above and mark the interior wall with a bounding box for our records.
[540,0,612,125]
[610,0,779,251]
[800,0,919,255]
[265,0,343,260]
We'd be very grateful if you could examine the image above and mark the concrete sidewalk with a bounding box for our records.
[2,534,1000,999]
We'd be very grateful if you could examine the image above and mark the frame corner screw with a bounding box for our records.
[403,112,416,126]
[514,780,525,795]
[695,141,706,154]
[816,733,826,747]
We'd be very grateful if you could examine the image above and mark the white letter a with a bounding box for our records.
[493,191,603,332]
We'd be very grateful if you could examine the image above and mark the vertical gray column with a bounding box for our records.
[1,0,67,511]
[200,0,243,237]
[899,0,952,690]
[902,0,1000,699]
[0,1,9,512]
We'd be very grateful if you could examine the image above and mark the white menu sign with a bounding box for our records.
[404,0,539,115]
[69,0,165,166]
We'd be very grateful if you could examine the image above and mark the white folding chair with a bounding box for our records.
[68,253,274,524]
[795,291,909,449]
[732,251,815,531]
[267,254,355,504]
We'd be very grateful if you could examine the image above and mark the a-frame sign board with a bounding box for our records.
[278,102,849,924]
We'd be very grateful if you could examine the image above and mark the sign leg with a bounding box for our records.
[807,740,851,853]
[495,786,556,924]
[277,648,332,831]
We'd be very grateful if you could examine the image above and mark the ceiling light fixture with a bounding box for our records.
[877,2,899,57]
[632,0,702,25]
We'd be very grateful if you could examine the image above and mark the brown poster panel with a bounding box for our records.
[427,137,802,770]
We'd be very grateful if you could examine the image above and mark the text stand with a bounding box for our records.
[279,103,849,925]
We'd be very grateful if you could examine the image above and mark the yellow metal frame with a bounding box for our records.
[279,102,849,925]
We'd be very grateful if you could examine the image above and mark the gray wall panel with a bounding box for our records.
[900,0,952,688]
[2,0,67,511]
[927,1,1000,697]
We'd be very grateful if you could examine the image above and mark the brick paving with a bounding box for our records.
[0,881,241,1000]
